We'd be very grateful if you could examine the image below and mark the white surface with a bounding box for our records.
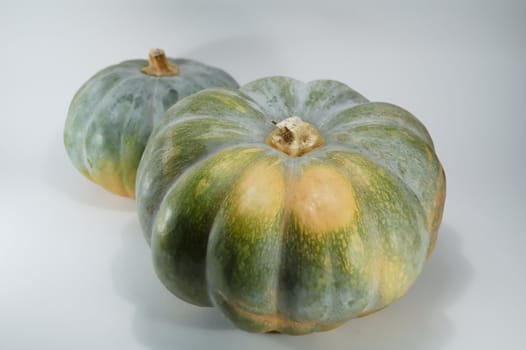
[1,0,525,349]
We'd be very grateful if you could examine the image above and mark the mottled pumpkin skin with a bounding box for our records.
[64,58,239,197]
[136,77,446,334]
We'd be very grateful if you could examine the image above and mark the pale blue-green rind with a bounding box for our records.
[206,153,428,334]
[136,76,445,334]
[151,147,267,306]
[240,77,369,125]
[325,150,429,311]
[136,89,269,242]
[64,57,239,196]
[206,155,287,329]
[323,102,442,237]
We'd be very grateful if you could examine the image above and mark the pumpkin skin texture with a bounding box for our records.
[136,76,446,334]
[64,50,239,197]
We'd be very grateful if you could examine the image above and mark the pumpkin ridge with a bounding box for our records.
[284,162,373,322]
[324,226,338,322]
[205,154,286,311]
[117,80,153,196]
[331,124,442,236]
[327,146,430,235]
[326,150,430,305]
[206,156,292,315]
[137,119,259,242]
[348,123,432,148]
[322,156,381,313]
[154,114,257,140]
[66,62,143,125]
[153,90,268,137]
[273,158,298,328]
[153,147,268,305]
[81,74,141,175]
[235,90,274,121]
[73,62,142,99]
[374,102,434,146]
[152,143,270,234]
[317,102,362,129]
[215,290,342,334]
[427,165,446,258]
[327,143,431,232]
[239,76,305,121]
[351,124,434,150]
[65,69,125,170]
[323,102,434,147]
[144,75,162,154]
[185,88,266,116]
[305,80,369,127]
[150,75,162,124]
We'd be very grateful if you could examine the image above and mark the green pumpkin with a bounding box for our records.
[136,76,446,334]
[64,49,239,197]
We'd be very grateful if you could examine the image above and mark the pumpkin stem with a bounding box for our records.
[141,48,179,77]
[266,116,324,157]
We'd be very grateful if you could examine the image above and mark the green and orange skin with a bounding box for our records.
[136,77,446,334]
[64,49,239,197]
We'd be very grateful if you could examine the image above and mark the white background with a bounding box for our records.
[1,0,525,349]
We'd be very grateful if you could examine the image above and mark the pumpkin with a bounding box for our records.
[136,76,446,334]
[64,49,239,197]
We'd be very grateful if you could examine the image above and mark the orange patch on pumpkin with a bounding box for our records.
[232,160,285,221]
[288,166,358,236]
[88,170,134,198]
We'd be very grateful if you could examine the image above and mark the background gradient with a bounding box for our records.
[1,0,525,349]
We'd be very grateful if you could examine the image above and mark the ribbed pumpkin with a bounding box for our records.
[64,49,238,197]
[136,76,446,334]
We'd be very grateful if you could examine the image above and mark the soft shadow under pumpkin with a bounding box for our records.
[111,222,473,349]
